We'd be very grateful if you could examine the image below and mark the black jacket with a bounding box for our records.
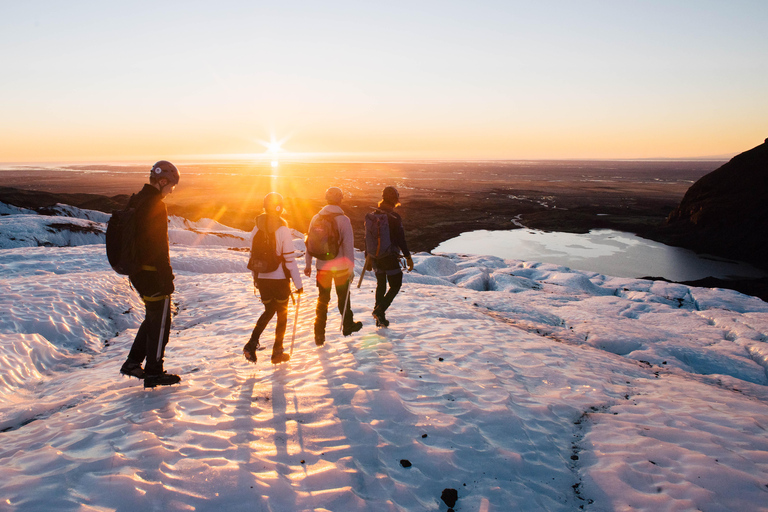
[379,204,411,260]
[129,184,174,296]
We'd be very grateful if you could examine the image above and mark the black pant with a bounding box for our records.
[374,271,403,314]
[248,278,291,356]
[127,295,172,375]
[315,269,354,334]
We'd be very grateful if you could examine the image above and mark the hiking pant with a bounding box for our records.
[127,294,172,375]
[315,268,354,335]
[374,271,403,314]
[248,278,290,357]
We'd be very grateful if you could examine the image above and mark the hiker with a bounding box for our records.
[119,161,181,388]
[304,187,363,346]
[365,186,413,327]
[243,192,303,364]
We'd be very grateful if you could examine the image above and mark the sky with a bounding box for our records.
[1,0,767,163]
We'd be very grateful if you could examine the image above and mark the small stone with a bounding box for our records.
[400,459,412,468]
[441,488,458,508]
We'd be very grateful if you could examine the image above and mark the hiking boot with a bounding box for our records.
[120,361,145,379]
[372,310,389,327]
[243,347,257,363]
[144,372,181,388]
[314,322,325,346]
[271,353,291,365]
[343,320,363,336]
[243,343,258,363]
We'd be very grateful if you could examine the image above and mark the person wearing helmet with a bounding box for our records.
[304,187,363,346]
[120,160,182,388]
[365,186,413,327]
[243,192,303,364]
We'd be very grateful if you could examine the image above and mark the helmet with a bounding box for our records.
[263,192,284,215]
[382,186,400,205]
[150,160,180,185]
[325,187,343,205]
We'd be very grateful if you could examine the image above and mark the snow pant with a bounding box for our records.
[248,278,290,358]
[374,270,403,315]
[127,294,172,375]
[314,268,354,336]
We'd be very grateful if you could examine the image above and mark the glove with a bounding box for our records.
[365,258,373,272]
[160,272,175,295]
[406,256,414,272]
[295,287,303,294]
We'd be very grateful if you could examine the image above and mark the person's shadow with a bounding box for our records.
[233,364,306,510]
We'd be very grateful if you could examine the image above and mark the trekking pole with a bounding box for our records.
[340,276,352,332]
[357,256,370,288]
[290,290,301,356]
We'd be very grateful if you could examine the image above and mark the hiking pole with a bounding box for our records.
[290,290,301,356]
[357,256,370,288]
[340,276,352,332]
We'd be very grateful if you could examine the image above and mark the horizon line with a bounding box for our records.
[0,152,734,168]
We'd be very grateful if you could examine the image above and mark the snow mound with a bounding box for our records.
[0,214,105,248]
[172,246,250,274]
[0,202,36,215]
[413,255,459,276]
[542,272,614,296]
[39,203,111,223]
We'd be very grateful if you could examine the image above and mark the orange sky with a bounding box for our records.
[2,2,766,163]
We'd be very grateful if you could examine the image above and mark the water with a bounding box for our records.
[434,229,768,282]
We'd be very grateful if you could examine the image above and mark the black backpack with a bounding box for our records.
[247,217,283,274]
[305,212,342,260]
[365,209,402,271]
[106,197,140,275]
[364,209,396,259]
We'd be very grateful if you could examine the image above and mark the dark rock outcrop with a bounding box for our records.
[0,186,129,214]
[660,139,768,271]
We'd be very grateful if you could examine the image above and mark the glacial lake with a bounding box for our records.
[434,229,768,282]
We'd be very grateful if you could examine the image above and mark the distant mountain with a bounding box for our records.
[661,139,768,271]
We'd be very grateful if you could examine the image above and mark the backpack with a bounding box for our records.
[364,209,397,260]
[247,217,283,274]
[106,197,140,275]
[306,213,342,260]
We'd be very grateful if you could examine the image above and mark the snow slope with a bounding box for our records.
[0,203,767,511]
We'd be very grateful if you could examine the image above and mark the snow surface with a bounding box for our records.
[1,202,767,511]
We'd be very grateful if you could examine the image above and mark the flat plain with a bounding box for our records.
[0,160,721,252]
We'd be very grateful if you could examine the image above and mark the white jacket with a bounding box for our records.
[251,224,303,289]
[305,205,355,274]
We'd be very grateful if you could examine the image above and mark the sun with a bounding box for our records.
[260,137,286,155]
[258,136,288,168]
[265,140,282,153]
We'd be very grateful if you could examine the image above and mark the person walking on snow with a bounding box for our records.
[243,192,303,365]
[366,186,413,327]
[120,161,182,388]
[304,187,363,346]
